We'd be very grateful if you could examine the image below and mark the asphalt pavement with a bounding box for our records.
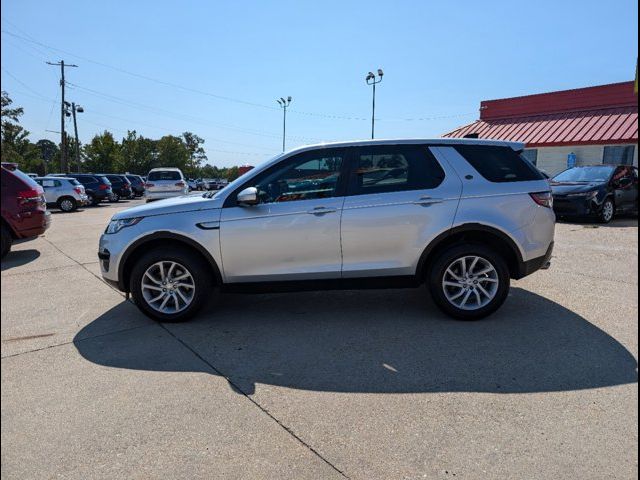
[1,199,637,479]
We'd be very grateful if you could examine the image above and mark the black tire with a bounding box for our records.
[88,193,99,206]
[428,243,510,320]
[109,193,120,203]
[1,224,12,259]
[599,198,615,224]
[130,247,213,322]
[57,196,77,212]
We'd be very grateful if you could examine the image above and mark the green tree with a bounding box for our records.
[116,130,158,175]
[82,131,121,173]
[155,135,189,171]
[1,91,39,169]
[182,131,207,178]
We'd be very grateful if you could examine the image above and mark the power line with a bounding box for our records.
[1,27,476,123]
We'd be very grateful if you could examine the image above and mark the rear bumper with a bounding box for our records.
[13,210,51,239]
[515,241,554,279]
[145,190,187,201]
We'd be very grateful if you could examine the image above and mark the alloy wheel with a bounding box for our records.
[442,255,499,311]
[141,261,196,314]
[60,199,74,211]
[603,201,614,222]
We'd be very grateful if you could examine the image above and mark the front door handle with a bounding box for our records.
[307,206,337,215]
[413,196,443,206]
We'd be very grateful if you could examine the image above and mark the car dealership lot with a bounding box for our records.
[1,200,637,480]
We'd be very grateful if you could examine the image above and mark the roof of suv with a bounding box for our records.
[148,167,183,172]
[286,138,525,155]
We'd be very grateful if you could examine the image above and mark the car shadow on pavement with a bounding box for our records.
[557,218,638,228]
[74,287,638,395]
[1,249,41,271]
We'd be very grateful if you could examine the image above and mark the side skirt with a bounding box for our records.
[220,275,422,294]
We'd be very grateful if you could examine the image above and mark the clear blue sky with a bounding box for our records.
[1,0,638,167]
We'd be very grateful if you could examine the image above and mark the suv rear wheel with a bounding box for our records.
[130,247,213,322]
[428,244,510,320]
[57,196,77,212]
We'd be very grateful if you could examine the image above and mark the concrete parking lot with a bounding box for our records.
[1,199,637,479]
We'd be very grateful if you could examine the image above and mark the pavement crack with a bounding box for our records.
[158,324,350,479]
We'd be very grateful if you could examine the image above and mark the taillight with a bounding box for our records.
[175,181,185,187]
[530,191,553,208]
[17,188,43,205]
[74,187,83,195]
[98,184,109,190]
[145,183,155,188]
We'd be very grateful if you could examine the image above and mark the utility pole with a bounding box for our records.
[47,60,78,172]
[276,97,292,152]
[365,69,384,139]
[71,103,84,173]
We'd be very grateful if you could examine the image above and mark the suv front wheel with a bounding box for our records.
[429,244,510,320]
[130,247,213,322]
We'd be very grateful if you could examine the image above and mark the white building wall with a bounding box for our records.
[529,143,638,176]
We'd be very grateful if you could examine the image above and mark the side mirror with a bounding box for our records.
[237,186,259,206]
[619,177,633,188]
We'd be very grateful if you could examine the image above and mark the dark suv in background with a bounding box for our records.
[551,165,639,223]
[102,174,133,202]
[51,173,113,206]
[1,163,51,258]
[125,174,145,197]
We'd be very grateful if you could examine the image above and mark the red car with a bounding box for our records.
[1,163,51,258]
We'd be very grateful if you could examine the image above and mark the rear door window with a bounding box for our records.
[454,145,544,182]
[77,176,96,185]
[347,145,445,195]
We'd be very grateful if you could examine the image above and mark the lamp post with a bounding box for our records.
[276,96,292,152]
[71,103,84,173]
[365,69,383,139]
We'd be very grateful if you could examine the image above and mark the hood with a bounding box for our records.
[550,182,603,195]
[112,193,222,220]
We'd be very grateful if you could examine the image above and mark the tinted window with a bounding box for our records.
[455,145,544,182]
[126,175,142,184]
[148,170,182,181]
[106,175,121,183]
[8,168,41,189]
[66,178,81,186]
[348,145,445,195]
[99,176,112,185]
[77,176,97,185]
[253,153,343,203]
[553,166,615,183]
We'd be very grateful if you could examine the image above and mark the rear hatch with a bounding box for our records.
[146,170,185,192]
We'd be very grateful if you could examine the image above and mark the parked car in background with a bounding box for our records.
[99,139,555,322]
[144,168,188,202]
[26,173,38,179]
[1,163,51,258]
[194,178,205,190]
[186,178,198,191]
[125,174,145,197]
[551,165,639,223]
[102,174,133,202]
[34,177,89,212]
[50,173,113,206]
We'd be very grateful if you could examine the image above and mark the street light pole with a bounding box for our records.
[71,103,84,173]
[46,60,78,173]
[276,96,292,152]
[365,69,384,139]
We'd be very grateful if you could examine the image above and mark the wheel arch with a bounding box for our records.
[118,231,222,292]
[416,223,525,280]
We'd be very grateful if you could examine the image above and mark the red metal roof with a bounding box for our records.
[444,82,638,147]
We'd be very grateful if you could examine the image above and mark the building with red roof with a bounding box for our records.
[443,81,638,175]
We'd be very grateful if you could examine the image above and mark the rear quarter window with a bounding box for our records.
[454,145,544,183]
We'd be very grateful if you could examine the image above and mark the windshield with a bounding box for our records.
[210,153,284,200]
[552,166,615,183]
[148,170,181,181]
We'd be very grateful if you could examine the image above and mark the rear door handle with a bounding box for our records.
[307,206,337,215]
[413,196,443,205]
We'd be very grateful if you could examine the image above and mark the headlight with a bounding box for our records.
[105,217,142,234]
[567,191,598,198]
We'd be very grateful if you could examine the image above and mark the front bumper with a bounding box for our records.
[553,195,600,217]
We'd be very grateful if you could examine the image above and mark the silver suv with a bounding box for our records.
[34,176,89,212]
[99,139,555,322]
[144,168,189,202]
